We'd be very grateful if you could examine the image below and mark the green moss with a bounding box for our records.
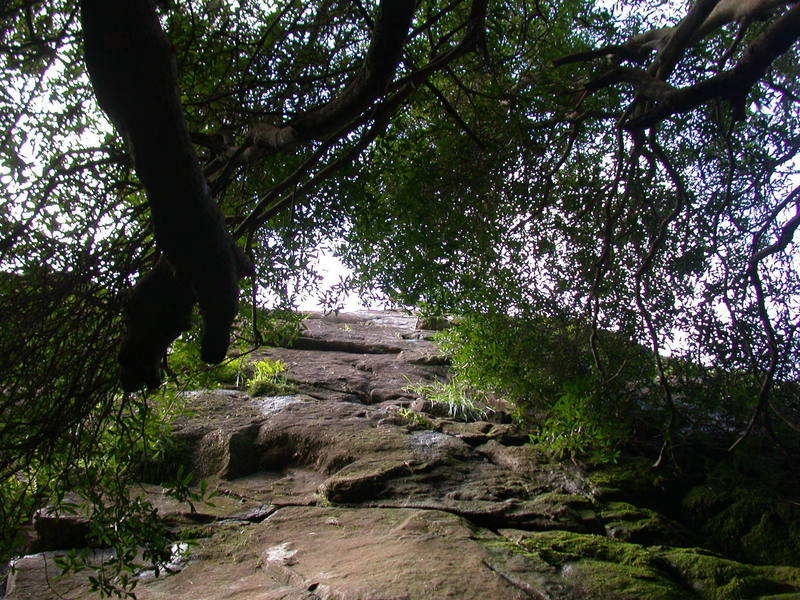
[600,501,694,547]
[396,407,435,430]
[536,492,594,509]
[248,377,298,397]
[682,486,800,567]
[506,531,800,600]
[561,559,687,600]
[664,548,800,599]
[588,457,672,504]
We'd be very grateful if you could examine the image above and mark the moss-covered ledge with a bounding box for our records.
[487,530,800,600]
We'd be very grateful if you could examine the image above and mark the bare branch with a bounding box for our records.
[729,187,800,450]
[626,2,800,129]
[651,0,720,80]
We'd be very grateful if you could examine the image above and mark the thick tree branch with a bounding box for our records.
[80,0,251,390]
[234,0,488,236]
[650,0,720,80]
[238,0,486,161]
[240,0,415,155]
[288,0,415,139]
[585,66,676,100]
[625,2,800,129]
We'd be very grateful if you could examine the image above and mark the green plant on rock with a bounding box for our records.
[164,465,218,514]
[167,336,245,389]
[529,378,630,463]
[247,358,298,397]
[436,313,649,462]
[396,407,435,430]
[497,530,800,600]
[42,391,194,598]
[404,378,493,422]
[240,308,307,348]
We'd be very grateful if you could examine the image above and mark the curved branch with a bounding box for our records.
[585,66,676,99]
[634,140,689,467]
[234,0,488,235]
[626,2,800,129]
[237,0,415,156]
[288,0,416,140]
[80,0,251,390]
[729,188,800,450]
[236,82,418,238]
[650,0,720,80]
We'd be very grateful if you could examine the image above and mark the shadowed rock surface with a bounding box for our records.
[6,311,800,599]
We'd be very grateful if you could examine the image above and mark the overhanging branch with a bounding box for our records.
[626,3,800,129]
[235,0,488,236]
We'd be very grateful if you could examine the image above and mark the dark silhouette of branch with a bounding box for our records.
[626,3,800,128]
[729,187,800,451]
[80,0,252,390]
[234,0,488,236]
[650,0,720,80]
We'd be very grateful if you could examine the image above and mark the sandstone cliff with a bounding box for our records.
[5,311,800,600]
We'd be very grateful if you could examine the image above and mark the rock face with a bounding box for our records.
[5,311,800,599]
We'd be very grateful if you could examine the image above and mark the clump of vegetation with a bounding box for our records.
[240,308,307,348]
[2,0,799,593]
[166,310,307,392]
[435,314,651,462]
[528,380,630,463]
[168,336,245,389]
[396,407,435,430]
[9,389,201,599]
[404,378,494,422]
[497,530,800,600]
[247,358,298,397]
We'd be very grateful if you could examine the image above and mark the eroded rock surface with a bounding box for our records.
[6,311,800,599]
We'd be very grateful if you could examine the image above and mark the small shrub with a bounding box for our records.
[404,378,493,422]
[396,407,435,430]
[247,358,297,397]
[528,378,629,463]
[238,307,306,348]
[168,337,245,389]
[435,313,650,462]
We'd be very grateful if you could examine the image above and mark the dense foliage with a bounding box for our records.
[1,0,800,588]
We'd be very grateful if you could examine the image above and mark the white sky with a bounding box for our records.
[294,252,373,311]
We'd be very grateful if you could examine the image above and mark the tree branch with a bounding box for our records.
[650,0,720,81]
[80,0,251,389]
[234,0,489,235]
[626,3,800,129]
[585,66,676,100]
[238,0,415,156]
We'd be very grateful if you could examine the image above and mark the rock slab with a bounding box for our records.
[5,311,800,600]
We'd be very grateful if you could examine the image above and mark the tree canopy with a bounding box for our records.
[2,0,800,575]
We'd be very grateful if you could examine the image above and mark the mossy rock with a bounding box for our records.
[248,378,298,397]
[682,485,800,567]
[599,501,695,547]
[588,457,682,508]
[507,530,800,600]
